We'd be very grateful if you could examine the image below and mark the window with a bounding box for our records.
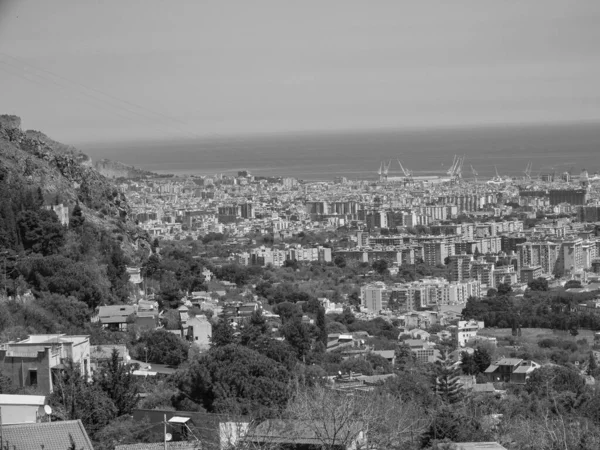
[29,370,38,386]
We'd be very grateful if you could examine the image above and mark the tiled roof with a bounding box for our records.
[1,420,93,450]
[116,442,200,450]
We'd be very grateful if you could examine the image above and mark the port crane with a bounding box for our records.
[523,162,533,181]
[377,160,392,182]
[446,154,466,184]
[470,165,478,182]
[397,159,414,185]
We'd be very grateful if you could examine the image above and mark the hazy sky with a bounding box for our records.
[1,0,600,144]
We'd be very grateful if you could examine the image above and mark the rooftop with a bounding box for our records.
[1,420,93,450]
[0,394,45,406]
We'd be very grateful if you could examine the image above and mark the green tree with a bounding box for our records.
[282,317,312,360]
[49,361,117,437]
[316,306,327,346]
[240,309,268,345]
[211,319,237,347]
[473,347,492,374]
[70,203,85,229]
[434,361,463,404]
[333,255,346,268]
[94,348,140,416]
[175,344,291,417]
[137,330,189,366]
[588,352,598,376]
[497,283,512,296]
[460,351,477,375]
[528,277,549,292]
[372,259,389,275]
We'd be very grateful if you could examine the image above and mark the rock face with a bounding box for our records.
[0,115,150,254]
[94,158,155,179]
[0,115,21,130]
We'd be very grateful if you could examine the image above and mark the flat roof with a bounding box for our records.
[0,394,45,406]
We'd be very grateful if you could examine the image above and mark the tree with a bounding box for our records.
[434,361,463,404]
[497,282,512,296]
[137,330,189,366]
[372,259,389,275]
[316,306,327,346]
[564,279,582,290]
[70,203,85,229]
[588,352,598,376]
[333,255,346,268]
[286,385,425,450]
[211,319,237,347]
[94,349,140,416]
[528,277,549,292]
[282,317,312,360]
[240,309,268,346]
[175,344,291,417]
[473,347,492,374]
[49,361,117,438]
[460,351,478,375]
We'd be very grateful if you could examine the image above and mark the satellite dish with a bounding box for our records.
[44,405,52,415]
[165,433,172,442]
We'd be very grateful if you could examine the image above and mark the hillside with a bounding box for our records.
[0,114,149,253]
[94,158,156,179]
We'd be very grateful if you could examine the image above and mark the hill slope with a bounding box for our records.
[0,114,149,252]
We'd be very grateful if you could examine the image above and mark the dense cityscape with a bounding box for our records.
[3,113,600,449]
[2,1,600,448]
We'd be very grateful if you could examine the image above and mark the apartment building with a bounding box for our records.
[0,334,91,394]
[449,254,473,282]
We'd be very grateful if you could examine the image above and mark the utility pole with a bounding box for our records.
[164,414,167,450]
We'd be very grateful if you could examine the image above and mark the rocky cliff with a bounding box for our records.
[0,114,150,254]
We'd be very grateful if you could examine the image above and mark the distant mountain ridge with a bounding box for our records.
[0,114,150,252]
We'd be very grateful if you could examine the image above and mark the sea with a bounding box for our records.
[81,122,600,181]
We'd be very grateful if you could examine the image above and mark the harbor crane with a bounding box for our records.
[524,162,533,181]
[378,160,392,182]
[397,159,414,185]
[470,165,478,182]
[447,154,466,184]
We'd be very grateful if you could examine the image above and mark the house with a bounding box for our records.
[132,409,249,449]
[449,320,485,347]
[0,394,46,424]
[0,334,91,394]
[186,315,212,349]
[0,419,94,450]
[484,358,540,384]
[404,339,441,363]
[244,419,366,450]
[94,304,136,331]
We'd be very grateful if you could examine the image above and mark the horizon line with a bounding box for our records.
[73,118,600,148]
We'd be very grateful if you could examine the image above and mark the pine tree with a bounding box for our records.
[211,319,236,347]
[316,306,327,345]
[70,203,85,229]
[435,361,463,404]
[473,347,492,374]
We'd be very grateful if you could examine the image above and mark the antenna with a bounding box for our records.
[44,405,53,422]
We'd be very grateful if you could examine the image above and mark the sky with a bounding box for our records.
[1,0,600,145]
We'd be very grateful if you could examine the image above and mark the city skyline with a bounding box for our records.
[1,0,600,145]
